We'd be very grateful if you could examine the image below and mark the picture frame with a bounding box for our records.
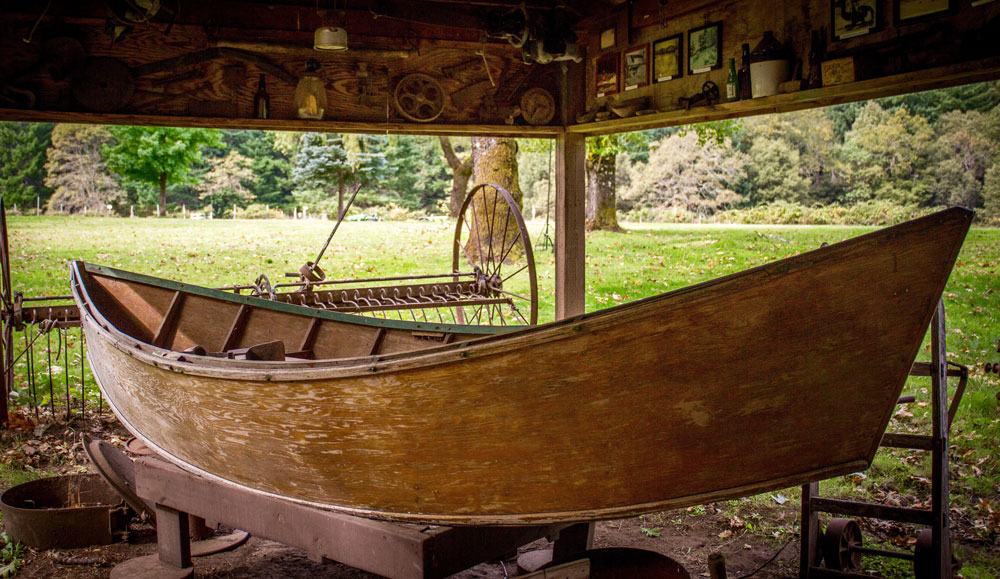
[595,53,620,98]
[831,0,880,40]
[600,26,616,50]
[652,34,683,83]
[894,0,953,24]
[622,45,650,91]
[688,21,723,75]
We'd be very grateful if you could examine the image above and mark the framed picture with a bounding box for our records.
[831,0,880,40]
[688,22,722,75]
[600,26,616,50]
[652,34,683,83]
[595,53,620,98]
[894,0,953,23]
[622,45,650,91]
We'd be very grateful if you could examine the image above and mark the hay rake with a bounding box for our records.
[0,183,537,425]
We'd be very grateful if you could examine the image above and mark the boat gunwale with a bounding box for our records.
[71,207,975,382]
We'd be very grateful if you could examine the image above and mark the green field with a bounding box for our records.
[4,215,999,574]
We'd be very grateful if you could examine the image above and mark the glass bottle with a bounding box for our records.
[294,59,327,120]
[253,74,270,119]
[738,43,752,100]
[726,58,739,102]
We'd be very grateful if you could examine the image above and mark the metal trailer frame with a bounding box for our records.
[800,301,969,579]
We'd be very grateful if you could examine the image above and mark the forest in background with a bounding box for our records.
[2,81,1000,225]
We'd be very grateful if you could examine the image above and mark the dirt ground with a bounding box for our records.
[9,517,799,579]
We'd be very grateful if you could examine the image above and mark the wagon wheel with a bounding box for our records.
[453,183,538,326]
[394,73,445,122]
[822,518,863,572]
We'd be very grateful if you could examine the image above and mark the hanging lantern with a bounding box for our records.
[294,59,327,120]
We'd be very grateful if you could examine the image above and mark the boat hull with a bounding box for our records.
[75,208,973,525]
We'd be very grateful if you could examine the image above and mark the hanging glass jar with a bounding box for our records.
[294,59,327,120]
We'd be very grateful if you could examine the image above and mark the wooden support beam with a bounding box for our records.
[221,304,251,352]
[569,57,1000,136]
[552,522,593,560]
[134,458,562,579]
[152,292,185,349]
[369,327,387,356]
[298,317,322,353]
[0,108,562,138]
[554,132,586,320]
[155,504,192,569]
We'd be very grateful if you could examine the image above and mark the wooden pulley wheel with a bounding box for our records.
[520,87,555,125]
[394,73,445,122]
[72,57,134,113]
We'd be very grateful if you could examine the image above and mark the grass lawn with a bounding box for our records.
[4,215,999,575]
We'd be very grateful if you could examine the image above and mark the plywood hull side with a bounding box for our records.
[75,208,973,525]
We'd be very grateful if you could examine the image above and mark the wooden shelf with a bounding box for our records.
[0,109,563,138]
[568,56,1000,136]
[3,57,999,138]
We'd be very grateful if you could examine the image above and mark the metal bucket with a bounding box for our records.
[1,473,127,549]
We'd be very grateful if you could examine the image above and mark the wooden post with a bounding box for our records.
[554,132,586,320]
[155,504,192,569]
[551,522,593,560]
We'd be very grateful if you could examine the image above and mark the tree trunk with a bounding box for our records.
[439,137,473,218]
[158,173,167,216]
[465,137,523,264]
[585,152,621,232]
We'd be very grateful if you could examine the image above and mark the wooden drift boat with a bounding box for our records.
[72,208,973,526]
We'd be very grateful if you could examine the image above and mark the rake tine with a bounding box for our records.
[46,327,54,418]
[24,324,37,420]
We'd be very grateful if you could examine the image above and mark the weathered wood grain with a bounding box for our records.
[74,208,972,525]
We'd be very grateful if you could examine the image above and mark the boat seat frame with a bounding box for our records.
[800,300,969,579]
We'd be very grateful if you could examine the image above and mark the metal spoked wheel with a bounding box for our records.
[823,518,864,572]
[453,183,538,326]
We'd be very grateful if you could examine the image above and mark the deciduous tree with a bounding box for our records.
[622,133,745,217]
[198,151,258,212]
[439,137,473,217]
[104,126,221,214]
[841,102,934,205]
[43,124,122,214]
